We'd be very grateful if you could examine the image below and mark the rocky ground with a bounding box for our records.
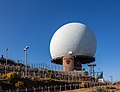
[114,83,120,92]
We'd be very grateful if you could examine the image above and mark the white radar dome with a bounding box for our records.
[50,22,97,60]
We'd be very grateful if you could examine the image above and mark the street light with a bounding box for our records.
[24,46,29,77]
[110,75,113,84]
[5,48,8,74]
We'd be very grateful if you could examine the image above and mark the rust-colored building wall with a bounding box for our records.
[62,56,74,71]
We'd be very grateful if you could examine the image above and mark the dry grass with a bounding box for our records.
[63,85,120,92]
[94,88,109,92]
[63,82,120,92]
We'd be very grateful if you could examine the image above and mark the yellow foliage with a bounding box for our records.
[2,72,19,79]
[15,81,24,88]
[2,74,7,79]
[80,81,86,88]
[6,72,11,78]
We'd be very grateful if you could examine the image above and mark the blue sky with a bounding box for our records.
[0,0,120,81]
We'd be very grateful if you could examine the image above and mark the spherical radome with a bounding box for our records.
[50,22,97,59]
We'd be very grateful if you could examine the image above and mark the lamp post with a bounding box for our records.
[5,48,8,74]
[110,75,113,84]
[24,46,29,77]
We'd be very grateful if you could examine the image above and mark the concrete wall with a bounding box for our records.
[62,56,74,71]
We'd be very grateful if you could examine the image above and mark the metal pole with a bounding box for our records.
[25,50,27,77]
[93,66,95,77]
[89,66,92,76]
[5,48,8,74]
[110,76,113,84]
[24,46,29,78]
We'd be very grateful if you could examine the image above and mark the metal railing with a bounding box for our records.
[0,82,110,92]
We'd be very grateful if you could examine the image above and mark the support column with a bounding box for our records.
[62,56,74,71]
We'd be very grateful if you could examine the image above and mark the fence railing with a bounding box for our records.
[0,82,109,92]
[0,65,94,83]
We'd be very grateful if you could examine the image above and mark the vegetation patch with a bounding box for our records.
[106,86,116,89]
[94,88,109,92]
